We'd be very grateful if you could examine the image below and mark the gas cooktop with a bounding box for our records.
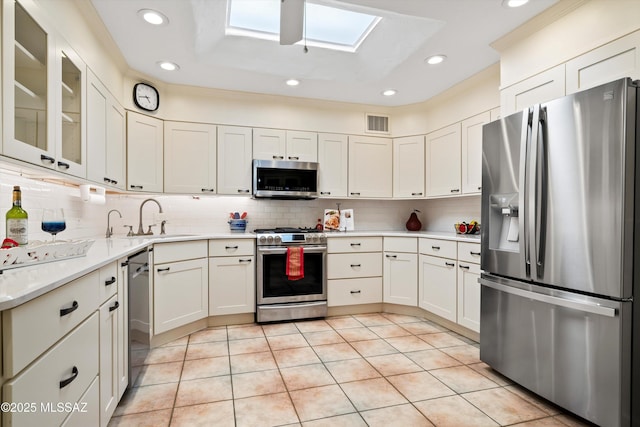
[254,227,326,246]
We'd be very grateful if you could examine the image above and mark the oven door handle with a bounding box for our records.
[257,246,327,254]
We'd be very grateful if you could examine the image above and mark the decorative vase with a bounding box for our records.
[406,210,422,231]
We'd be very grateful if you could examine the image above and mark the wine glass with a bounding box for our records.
[42,208,66,242]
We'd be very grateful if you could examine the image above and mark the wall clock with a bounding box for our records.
[133,82,159,111]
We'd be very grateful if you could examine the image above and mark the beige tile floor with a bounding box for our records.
[108,313,593,427]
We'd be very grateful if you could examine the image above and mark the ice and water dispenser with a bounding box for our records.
[488,193,520,252]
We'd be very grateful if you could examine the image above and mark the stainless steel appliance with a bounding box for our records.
[256,228,327,322]
[127,248,150,388]
[481,77,639,427]
[252,159,318,199]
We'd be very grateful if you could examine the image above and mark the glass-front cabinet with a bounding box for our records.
[3,0,86,178]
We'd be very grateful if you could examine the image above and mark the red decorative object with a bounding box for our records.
[406,210,422,231]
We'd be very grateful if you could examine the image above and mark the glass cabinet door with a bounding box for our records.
[12,0,50,155]
[56,41,86,177]
[4,0,86,178]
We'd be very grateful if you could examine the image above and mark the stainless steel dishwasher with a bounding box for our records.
[127,247,150,388]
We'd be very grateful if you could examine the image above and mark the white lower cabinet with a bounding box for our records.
[327,237,383,307]
[209,239,255,316]
[456,242,481,333]
[383,237,418,306]
[419,254,457,322]
[61,376,100,427]
[2,313,99,427]
[99,294,120,426]
[153,241,209,334]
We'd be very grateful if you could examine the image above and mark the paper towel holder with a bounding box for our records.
[79,184,106,204]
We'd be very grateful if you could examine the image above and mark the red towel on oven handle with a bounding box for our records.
[286,247,304,281]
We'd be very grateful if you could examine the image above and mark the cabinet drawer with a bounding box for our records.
[457,242,481,264]
[3,313,99,427]
[327,253,382,279]
[419,238,457,259]
[209,239,254,257]
[327,237,382,253]
[98,261,118,304]
[383,237,417,253]
[3,270,100,377]
[61,376,99,427]
[154,240,208,264]
[328,277,383,307]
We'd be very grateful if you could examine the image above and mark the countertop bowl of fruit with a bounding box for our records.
[455,220,480,234]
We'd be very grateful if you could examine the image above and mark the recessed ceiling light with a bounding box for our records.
[382,89,397,96]
[158,61,179,71]
[502,0,529,7]
[137,9,168,25]
[286,79,300,86]
[425,54,447,65]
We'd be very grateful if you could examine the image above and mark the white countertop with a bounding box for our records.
[0,230,478,311]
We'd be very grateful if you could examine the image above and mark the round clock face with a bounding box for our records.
[133,83,159,111]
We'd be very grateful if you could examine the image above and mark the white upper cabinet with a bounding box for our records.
[126,111,163,193]
[164,121,217,194]
[3,0,87,178]
[425,123,461,198]
[252,128,285,160]
[566,30,640,94]
[461,112,490,195]
[286,130,317,162]
[317,133,348,198]
[500,64,566,116]
[348,135,392,198]
[393,135,425,198]
[87,69,125,189]
[253,128,317,162]
[217,125,252,195]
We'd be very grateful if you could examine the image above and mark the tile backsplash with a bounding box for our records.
[0,171,480,241]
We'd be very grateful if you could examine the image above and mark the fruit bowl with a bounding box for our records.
[454,221,480,234]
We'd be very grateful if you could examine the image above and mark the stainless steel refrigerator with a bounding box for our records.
[480,77,639,427]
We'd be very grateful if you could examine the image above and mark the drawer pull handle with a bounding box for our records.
[288,156,299,160]
[201,188,215,192]
[350,243,361,247]
[350,264,361,268]
[445,262,455,267]
[225,245,239,250]
[273,155,284,160]
[470,251,481,256]
[239,259,252,263]
[57,161,70,170]
[40,154,55,165]
[320,191,331,195]
[60,301,79,317]
[350,290,361,294]
[432,246,441,250]
[450,189,460,193]
[105,277,116,286]
[130,185,143,190]
[385,254,397,259]
[237,189,250,193]
[109,301,120,312]
[459,264,470,270]
[59,366,79,389]
[411,192,423,196]
[157,267,171,272]
[350,192,361,196]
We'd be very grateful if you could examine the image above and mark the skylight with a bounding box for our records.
[226,0,381,52]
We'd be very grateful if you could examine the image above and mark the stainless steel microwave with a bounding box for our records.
[252,159,318,199]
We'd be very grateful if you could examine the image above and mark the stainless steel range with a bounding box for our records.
[255,228,327,323]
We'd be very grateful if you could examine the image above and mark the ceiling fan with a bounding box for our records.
[279,0,305,45]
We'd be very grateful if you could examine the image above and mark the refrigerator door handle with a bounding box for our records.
[479,278,617,317]
[534,106,548,275]
[519,108,534,278]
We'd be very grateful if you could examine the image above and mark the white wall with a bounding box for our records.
[498,0,640,88]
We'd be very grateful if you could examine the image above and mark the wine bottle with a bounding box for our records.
[6,186,28,245]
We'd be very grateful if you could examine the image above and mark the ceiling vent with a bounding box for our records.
[365,113,390,134]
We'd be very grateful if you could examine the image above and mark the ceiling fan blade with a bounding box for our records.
[280,0,304,45]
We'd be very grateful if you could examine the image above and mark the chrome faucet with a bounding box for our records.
[106,209,122,238]
[137,198,163,236]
